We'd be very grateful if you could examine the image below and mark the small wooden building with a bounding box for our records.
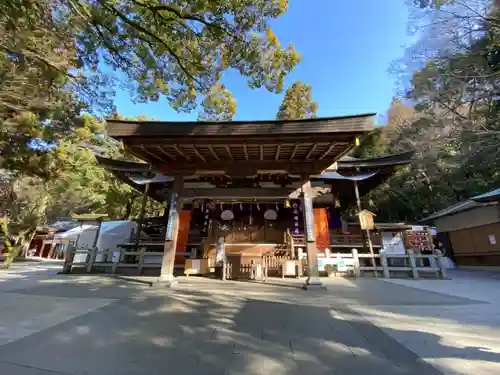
[422,189,500,267]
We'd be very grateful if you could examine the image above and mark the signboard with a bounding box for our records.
[489,234,497,245]
[358,210,375,230]
[382,233,406,255]
[317,257,354,272]
[303,193,316,242]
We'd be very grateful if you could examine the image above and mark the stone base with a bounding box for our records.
[152,275,178,288]
[302,277,327,291]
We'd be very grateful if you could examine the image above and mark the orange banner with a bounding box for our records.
[175,210,192,265]
[314,208,331,254]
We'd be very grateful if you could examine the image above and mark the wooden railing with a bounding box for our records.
[290,233,382,248]
[61,245,448,280]
[330,233,382,247]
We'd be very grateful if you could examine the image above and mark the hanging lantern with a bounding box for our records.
[264,209,278,220]
[220,209,234,221]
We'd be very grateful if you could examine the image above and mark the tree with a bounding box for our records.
[0,0,112,116]
[66,0,301,111]
[2,1,301,113]
[276,81,317,120]
[360,0,500,222]
[198,83,236,121]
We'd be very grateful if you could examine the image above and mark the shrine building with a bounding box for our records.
[94,114,413,287]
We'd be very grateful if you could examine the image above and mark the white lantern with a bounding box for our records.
[264,209,277,220]
[220,210,234,221]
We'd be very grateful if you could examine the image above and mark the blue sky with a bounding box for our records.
[113,1,413,124]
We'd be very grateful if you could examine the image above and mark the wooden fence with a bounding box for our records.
[61,247,172,275]
[325,248,448,279]
[62,246,448,280]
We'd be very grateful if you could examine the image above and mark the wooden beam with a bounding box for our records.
[225,145,234,160]
[173,145,190,161]
[275,144,281,160]
[305,143,317,160]
[318,143,337,160]
[260,145,264,161]
[138,145,167,163]
[290,144,299,160]
[157,146,176,160]
[190,145,206,162]
[181,187,295,199]
[243,144,249,160]
[107,115,375,138]
[124,136,357,146]
[154,160,332,175]
[208,145,219,160]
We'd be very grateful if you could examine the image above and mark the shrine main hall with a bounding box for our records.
[92,113,413,288]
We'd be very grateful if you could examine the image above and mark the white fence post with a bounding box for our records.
[380,250,390,279]
[61,249,75,274]
[112,249,123,274]
[429,253,439,277]
[86,248,97,273]
[137,247,146,275]
[435,249,448,279]
[351,248,361,278]
[407,249,419,279]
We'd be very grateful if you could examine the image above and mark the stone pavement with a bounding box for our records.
[0,263,498,375]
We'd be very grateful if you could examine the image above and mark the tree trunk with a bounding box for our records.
[3,192,49,268]
[123,199,134,220]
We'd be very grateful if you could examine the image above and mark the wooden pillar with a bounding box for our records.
[135,183,150,250]
[158,175,183,285]
[47,239,57,259]
[61,221,83,274]
[86,220,102,272]
[353,180,378,277]
[301,180,325,289]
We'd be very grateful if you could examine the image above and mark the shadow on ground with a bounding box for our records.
[0,271,498,375]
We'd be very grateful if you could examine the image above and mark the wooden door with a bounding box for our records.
[175,210,192,266]
[314,208,330,254]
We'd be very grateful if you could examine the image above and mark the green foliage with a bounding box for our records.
[351,128,388,158]
[70,0,301,110]
[276,81,317,120]
[0,0,304,265]
[358,4,500,222]
[1,178,50,267]
[198,83,236,121]
[413,0,454,8]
